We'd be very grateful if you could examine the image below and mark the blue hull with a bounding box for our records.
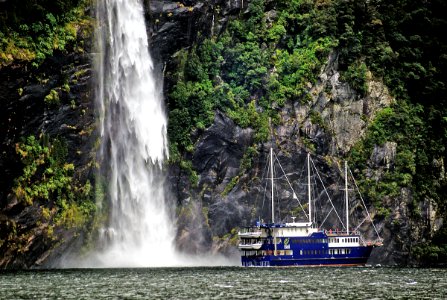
[242,249,373,267]
[240,231,374,267]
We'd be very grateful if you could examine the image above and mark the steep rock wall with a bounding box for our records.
[0,0,443,267]
[0,46,95,268]
[148,0,442,263]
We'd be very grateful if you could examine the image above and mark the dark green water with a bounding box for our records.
[0,267,445,299]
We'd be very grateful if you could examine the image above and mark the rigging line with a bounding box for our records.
[273,152,308,220]
[310,156,346,230]
[348,167,382,240]
[274,180,281,222]
[320,207,334,228]
[260,153,270,215]
[311,167,322,226]
[354,217,368,232]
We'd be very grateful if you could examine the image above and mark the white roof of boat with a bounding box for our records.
[284,222,312,227]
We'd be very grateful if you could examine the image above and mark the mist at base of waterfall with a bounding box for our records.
[59,250,240,268]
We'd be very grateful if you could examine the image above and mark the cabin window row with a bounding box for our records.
[300,249,326,256]
[329,248,351,255]
[242,250,294,257]
[328,237,358,243]
[298,248,352,255]
[242,248,352,257]
[291,238,328,244]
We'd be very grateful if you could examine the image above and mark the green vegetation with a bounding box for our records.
[12,135,94,231]
[165,0,447,263]
[214,228,240,247]
[335,0,447,260]
[1,133,95,264]
[0,0,444,265]
[0,0,91,67]
[348,104,424,212]
[340,60,368,97]
[412,226,447,266]
[222,145,259,196]
[44,89,60,106]
[167,0,336,183]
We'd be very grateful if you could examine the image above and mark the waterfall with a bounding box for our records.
[92,0,176,267]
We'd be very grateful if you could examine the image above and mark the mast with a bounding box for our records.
[307,153,312,224]
[270,147,277,256]
[270,147,275,223]
[345,161,349,235]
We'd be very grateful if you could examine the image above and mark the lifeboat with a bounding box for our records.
[238,242,263,250]
[238,231,262,238]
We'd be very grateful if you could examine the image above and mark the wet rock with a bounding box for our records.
[370,142,397,169]
[0,46,95,268]
[192,111,253,191]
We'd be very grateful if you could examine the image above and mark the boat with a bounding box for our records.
[239,148,383,267]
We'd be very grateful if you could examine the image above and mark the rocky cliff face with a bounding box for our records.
[0,0,443,268]
[0,43,95,267]
[145,1,443,265]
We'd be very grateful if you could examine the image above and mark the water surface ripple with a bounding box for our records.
[1,267,446,299]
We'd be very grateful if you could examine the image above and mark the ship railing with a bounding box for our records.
[323,229,361,236]
[359,236,383,247]
[372,238,384,247]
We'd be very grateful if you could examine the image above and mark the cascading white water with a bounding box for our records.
[93,0,177,267]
